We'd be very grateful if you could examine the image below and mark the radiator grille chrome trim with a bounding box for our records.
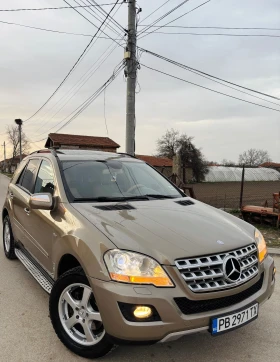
[175,243,259,293]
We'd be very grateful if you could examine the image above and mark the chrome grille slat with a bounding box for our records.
[175,243,259,293]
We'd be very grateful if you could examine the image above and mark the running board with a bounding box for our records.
[15,248,54,294]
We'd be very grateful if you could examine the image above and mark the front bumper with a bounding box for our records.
[89,255,275,343]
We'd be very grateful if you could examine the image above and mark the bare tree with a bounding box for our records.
[6,125,30,172]
[156,128,180,159]
[221,159,236,167]
[238,149,271,167]
[156,129,208,182]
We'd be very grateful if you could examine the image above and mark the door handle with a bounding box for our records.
[9,192,14,199]
[24,207,30,215]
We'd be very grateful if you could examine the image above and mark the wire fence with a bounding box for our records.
[180,166,280,211]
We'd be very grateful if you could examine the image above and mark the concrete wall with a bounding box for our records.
[191,181,280,209]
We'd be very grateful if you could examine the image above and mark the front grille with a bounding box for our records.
[175,243,259,293]
[174,272,263,315]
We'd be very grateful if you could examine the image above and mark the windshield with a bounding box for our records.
[61,160,181,201]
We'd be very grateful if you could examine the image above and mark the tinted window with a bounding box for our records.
[62,160,181,200]
[18,159,40,193]
[34,160,55,195]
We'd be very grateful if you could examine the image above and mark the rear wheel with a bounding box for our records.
[49,267,114,359]
[2,215,17,259]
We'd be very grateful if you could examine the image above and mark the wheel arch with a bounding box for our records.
[53,235,111,281]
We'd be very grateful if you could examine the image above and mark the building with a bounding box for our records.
[45,133,120,153]
[136,155,173,177]
[0,154,28,173]
[259,162,280,172]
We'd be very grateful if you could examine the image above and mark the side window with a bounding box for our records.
[17,159,40,193]
[34,160,55,195]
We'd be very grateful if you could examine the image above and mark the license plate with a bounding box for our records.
[211,303,259,335]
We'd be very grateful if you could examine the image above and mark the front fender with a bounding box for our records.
[52,234,111,281]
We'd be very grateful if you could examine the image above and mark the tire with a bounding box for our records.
[49,267,114,359]
[2,215,17,260]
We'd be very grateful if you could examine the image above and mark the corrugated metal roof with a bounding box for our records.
[204,166,280,182]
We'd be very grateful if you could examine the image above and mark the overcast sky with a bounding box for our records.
[0,0,279,162]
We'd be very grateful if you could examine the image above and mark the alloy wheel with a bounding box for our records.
[58,283,105,346]
[4,222,11,252]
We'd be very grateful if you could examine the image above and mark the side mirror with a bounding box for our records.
[29,193,53,210]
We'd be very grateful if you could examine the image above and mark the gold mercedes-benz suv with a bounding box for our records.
[2,149,275,359]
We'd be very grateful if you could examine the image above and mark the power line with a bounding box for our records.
[0,19,110,37]
[30,3,125,135]
[62,0,123,46]
[139,47,280,101]
[72,0,122,36]
[138,0,212,40]
[138,0,192,36]
[89,0,126,34]
[24,0,121,123]
[0,3,118,11]
[33,41,120,135]
[138,25,280,31]
[139,0,172,24]
[141,31,280,38]
[141,64,280,113]
[32,62,124,140]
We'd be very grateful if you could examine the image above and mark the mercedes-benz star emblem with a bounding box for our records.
[223,256,241,283]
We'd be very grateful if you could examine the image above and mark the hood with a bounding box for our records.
[72,198,256,265]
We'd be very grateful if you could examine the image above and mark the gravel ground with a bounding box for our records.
[0,174,279,362]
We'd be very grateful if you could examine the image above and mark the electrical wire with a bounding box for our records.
[141,63,280,113]
[0,3,117,11]
[30,3,125,135]
[33,41,120,134]
[138,25,280,31]
[138,0,192,36]
[32,62,124,140]
[0,19,111,38]
[24,0,121,123]
[89,0,126,34]
[139,48,280,101]
[72,0,121,36]
[140,31,280,38]
[138,0,172,24]
[63,0,123,46]
[138,0,212,40]
[104,87,109,135]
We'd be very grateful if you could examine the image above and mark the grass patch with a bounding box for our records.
[226,209,280,248]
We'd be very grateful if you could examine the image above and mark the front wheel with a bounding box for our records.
[49,267,114,359]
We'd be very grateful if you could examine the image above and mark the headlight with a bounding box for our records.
[255,229,267,263]
[104,250,174,287]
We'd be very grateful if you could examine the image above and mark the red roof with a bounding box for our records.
[136,155,173,167]
[259,162,280,168]
[45,133,120,149]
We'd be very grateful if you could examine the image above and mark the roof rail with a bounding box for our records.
[117,152,138,159]
[29,148,58,156]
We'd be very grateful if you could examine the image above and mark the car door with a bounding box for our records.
[11,158,41,252]
[23,158,56,273]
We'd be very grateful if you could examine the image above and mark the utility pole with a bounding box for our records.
[125,0,137,156]
[15,119,23,162]
[1,141,6,172]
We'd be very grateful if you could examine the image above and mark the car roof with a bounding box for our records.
[28,149,143,163]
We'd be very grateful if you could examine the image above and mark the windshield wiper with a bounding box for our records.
[73,196,149,202]
[144,194,178,199]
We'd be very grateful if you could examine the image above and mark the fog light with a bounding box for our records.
[133,306,152,319]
